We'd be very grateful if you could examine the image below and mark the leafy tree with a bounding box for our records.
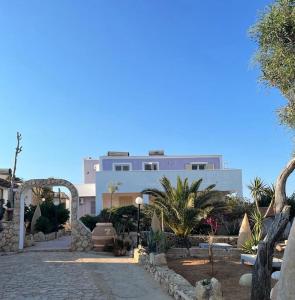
[250,0,295,127]
[250,1,295,298]
[142,176,223,247]
[25,200,69,233]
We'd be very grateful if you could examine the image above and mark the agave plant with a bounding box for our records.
[142,176,224,244]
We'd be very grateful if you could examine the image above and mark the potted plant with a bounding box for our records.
[113,237,131,256]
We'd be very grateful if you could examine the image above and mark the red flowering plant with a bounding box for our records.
[204,217,220,276]
[204,217,220,235]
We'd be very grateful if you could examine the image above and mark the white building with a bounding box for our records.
[81,151,243,214]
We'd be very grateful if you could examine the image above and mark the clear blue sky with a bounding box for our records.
[0,0,294,198]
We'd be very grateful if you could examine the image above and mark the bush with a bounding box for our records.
[80,215,100,231]
[25,200,70,233]
[80,205,152,233]
[35,216,53,234]
[147,229,167,253]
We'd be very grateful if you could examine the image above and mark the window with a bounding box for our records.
[143,162,159,171]
[113,164,131,171]
[90,200,96,215]
[191,163,207,170]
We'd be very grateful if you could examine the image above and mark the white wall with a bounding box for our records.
[75,183,96,197]
[95,169,243,213]
[83,159,99,184]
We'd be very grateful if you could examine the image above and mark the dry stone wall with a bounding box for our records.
[0,221,19,252]
[0,178,93,252]
[0,190,20,252]
[19,179,93,251]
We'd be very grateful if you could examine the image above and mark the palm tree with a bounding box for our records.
[263,183,275,218]
[142,176,223,246]
[248,177,266,211]
[108,182,122,208]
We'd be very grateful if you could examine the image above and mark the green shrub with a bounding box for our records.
[25,200,70,233]
[35,216,53,234]
[147,229,168,253]
[80,215,100,231]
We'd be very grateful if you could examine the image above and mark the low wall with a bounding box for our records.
[166,247,242,259]
[0,221,19,252]
[164,233,238,247]
[138,251,195,300]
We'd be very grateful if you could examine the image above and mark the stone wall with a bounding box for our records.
[0,178,93,253]
[0,221,19,252]
[164,233,238,248]
[138,251,195,300]
[19,179,93,252]
[166,247,242,259]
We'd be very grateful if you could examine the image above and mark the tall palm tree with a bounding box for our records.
[248,177,266,211]
[142,176,223,242]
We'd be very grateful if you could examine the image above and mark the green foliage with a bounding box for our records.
[80,205,152,233]
[250,0,295,127]
[248,177,266,210]
[241,238,258,254]
[242,210,264,254]
[142,176,225,238]
[79,215,100,231]
[287,192,295,218]
[35,216,53,234]
[251,209,264,240]
[147,229,167,253]
[24,200,70,233]
[113,237,131,256]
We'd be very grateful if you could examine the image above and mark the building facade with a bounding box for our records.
[93,151,243,214]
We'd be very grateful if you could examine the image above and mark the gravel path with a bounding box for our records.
[0,252,171,300]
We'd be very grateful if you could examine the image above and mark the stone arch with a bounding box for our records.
[16,178,93,251]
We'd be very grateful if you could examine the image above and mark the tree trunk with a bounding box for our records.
[275,157,295,213]
[251,206,290,300]
[251,157,295,300]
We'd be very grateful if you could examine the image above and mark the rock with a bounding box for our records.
[282,221,291,240]
[271,271,280,281]
[34,231,45,241]
[270,282,279,300]
[276,221,295,299]
[149,253,167,266]
[154,253,167,266]
[31,204,41,234]
[239,273,252,287]
[195,277,223,300]
[237,213,251,248]
[151,212,162,232]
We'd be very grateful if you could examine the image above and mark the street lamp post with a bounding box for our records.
[53,198,60,238]
[135,196,143,247]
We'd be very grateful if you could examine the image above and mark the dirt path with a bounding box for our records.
[0,252,171,300]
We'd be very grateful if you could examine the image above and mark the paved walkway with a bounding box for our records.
[24,236,71,252]
[0,252,171,300]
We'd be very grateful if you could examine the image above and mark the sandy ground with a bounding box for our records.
[168,258,252,300]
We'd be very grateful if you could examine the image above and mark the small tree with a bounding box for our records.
[107,181,122,208]
[248,177,266,211]
[250,1,295,298]
[9,132,22,207]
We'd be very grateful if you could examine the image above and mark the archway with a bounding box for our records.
[17,178,93,251]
